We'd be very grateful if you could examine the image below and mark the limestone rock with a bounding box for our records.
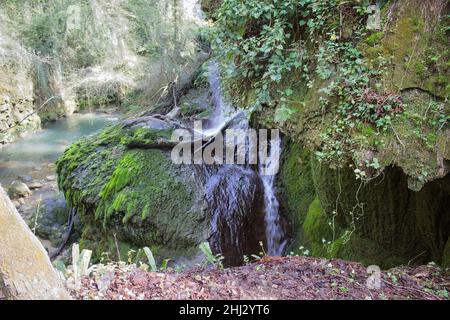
[8,181,31,199]
[28,182,43,190]
[0,185,70,300]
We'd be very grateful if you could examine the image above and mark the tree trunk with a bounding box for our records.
[0,185,70,300]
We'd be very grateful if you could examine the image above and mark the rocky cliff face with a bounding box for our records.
[0,24,39,144]
[204,0,449,267]
[272,1,450,267]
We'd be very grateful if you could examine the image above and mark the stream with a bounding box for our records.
[0,113,119,253]
[0,113,119,186]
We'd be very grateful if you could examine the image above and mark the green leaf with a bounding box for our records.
[199,242,217,265]
[274,106,297,124]
[160,259,170,271]
[143,247,157,272]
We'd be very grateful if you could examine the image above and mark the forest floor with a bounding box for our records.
[71,256,449,300]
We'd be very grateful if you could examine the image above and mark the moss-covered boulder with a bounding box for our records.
[56,120,206,260]
[56,116,267,263]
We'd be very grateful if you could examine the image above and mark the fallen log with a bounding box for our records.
[124,112,247,152]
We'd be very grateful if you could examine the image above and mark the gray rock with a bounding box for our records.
[28,182,44,189]
[367,5,381,31]
[46,175,56,181]
[8,180,32,199]
[30,196,71,247]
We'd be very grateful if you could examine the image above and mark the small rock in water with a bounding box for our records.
[28,181,43,189]
[8,180,32,199]
[46,175,56,181]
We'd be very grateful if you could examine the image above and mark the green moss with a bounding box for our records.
[413,61,426,78]
[371,4,449,98]
[303,197,332,256]
[96,149,194,230]
[57,123,206,262]
[279,142,316,251]
[365,32,384,47]
[304,197,327,241]
[280,142,315,222]
[120,127,173,146]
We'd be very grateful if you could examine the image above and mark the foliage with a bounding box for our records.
[56,243,94,291]
[143,247,158,271]
[4,0,107,70]
[121,0,168,57]
[199,242,224,268]
[208,0,406,166]
[209,0,370,117]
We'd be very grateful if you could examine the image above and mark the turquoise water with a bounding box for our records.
[0,113,119,184]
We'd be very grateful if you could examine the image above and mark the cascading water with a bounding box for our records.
[259,135,286,256]
[202,61,236,135]
[199,61,286,263]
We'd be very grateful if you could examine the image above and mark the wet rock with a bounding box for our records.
[206,166,266,266]
[28,181,43,189]
[8,180,31,199]
[30,196,71,247]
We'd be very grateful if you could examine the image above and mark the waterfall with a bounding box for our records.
[202,61,236,136]
[201,60,286,261]
[259,135,286,256]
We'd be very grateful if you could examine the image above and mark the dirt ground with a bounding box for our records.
[71,256,450,300]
